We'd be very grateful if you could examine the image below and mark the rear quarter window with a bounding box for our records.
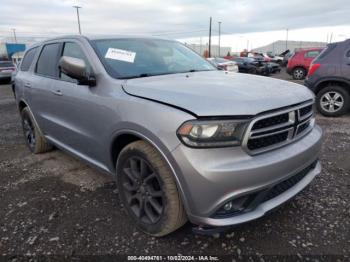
[20,47,38,71]
[304,50,321,58]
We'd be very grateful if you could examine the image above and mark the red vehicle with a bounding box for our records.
[287,48,324,80]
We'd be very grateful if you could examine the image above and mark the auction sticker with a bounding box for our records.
[105,48,136,63]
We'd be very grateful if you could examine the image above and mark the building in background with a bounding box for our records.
[184,43,232,57]
[252,40,327,55]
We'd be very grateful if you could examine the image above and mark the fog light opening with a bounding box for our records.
[223,202,233,211]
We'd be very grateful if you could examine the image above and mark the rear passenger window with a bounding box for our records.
[346,50,350,57]
[36,43,60,77]
[20,47,38,71]
[305,51,320,58]
[60,42,91,82]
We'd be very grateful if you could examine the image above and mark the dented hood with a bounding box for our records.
[123,71,314,117]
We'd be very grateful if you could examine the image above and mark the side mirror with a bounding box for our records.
[58,56,96,86]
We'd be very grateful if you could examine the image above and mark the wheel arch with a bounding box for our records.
[314,78,350,95]
[109,129,190,213]
[18,99,28,112]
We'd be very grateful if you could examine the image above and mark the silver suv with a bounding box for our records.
[14,35,322,236]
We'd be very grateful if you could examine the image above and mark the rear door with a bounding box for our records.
[30,42,62,133]
[47,41,105,163]
[342,43,350,76]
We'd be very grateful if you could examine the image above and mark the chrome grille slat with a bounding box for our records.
[242,102,315,155]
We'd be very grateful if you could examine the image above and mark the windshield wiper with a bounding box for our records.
[119,73,153,79]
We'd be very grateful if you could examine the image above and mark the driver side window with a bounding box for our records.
[60,42,91,82]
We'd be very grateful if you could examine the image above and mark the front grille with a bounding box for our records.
[296,121,310,135]
[263,160,318,202]
[252,113,289,130]
[299,105,312,118]
[247,131,289,150]
[243,102,314,154]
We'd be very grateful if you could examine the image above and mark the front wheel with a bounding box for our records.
[316,86,349,117]
[116,141,187,236]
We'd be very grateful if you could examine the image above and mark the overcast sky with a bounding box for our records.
[1,0,349,51]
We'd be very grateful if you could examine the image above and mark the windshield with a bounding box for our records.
[91,38,216,79]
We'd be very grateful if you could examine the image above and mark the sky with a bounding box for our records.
[1,0,350,51]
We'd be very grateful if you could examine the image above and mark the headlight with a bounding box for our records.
[177,119,248,148]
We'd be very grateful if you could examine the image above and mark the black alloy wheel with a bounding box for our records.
[120,156,164,224]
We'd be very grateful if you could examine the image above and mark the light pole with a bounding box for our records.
[218,21,221,57]
[73,5,82,34]
[11,28,17,43]
[286,28,289,50]
[208,17,212,58]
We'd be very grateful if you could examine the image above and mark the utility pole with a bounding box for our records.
[285,28,289,50]
[11,28,17,43]
[73,5,82,34]
[208,17,212,58]
[329,32,333,43]
[200,37,202,56]
[218,21,221,57]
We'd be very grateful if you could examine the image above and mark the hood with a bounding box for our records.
[123,71,314,117]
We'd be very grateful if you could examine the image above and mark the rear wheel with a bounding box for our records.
[21,107,53,153]
[292,67,306,80]
[316,85,349,117]
[116,141,187,236]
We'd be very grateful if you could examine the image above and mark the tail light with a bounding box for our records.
[307,63,320,77]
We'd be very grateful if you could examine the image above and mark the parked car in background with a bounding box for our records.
[0,60,16,83]
[287,48,324,80]
[14,35,322,236]
[282,51,293,67]
[267,62,281,74]
[207,57,239,72]
[305,39,350,117]
[232,57,271,75]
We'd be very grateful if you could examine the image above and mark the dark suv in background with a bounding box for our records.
[305,39,350,117]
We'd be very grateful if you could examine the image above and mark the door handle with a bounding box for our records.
[24,82,32,88]
[52,89,63,96]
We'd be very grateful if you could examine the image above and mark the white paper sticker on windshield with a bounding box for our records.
[105,48,136,63]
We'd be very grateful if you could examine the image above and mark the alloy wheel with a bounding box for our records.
[121,156,164,224]
[293,69,304,79]
[22,117,36,150]
[320,91,344,113]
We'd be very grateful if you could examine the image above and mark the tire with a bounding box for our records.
[21,107,53,153]
[116,141,187,236]
[292,67,306,80]
[316,85,349,117]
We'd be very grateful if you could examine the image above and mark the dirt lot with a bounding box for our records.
[0,71,349,261]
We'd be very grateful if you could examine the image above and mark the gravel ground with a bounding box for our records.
[0,71,349,261]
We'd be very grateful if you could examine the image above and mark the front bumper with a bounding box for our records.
[171,125,322,227]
